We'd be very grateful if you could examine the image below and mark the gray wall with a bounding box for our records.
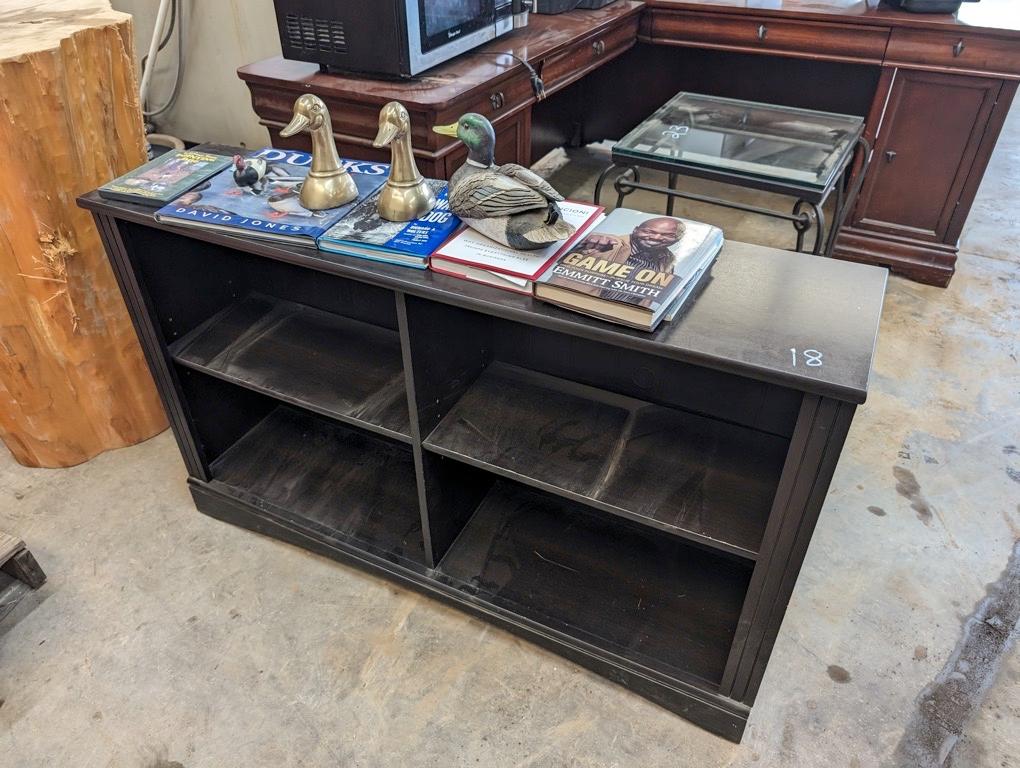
[113,0,281,148]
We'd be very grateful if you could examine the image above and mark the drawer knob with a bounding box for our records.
[953,39,966,57]
[592,39,606,57]
[490,91,505,110]
[885,150,897,163]
[757,24,768,41]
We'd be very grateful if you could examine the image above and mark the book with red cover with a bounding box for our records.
[430,201,604,294]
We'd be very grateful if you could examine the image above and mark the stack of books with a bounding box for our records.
[430,201,603,294]
[101,147,720,332]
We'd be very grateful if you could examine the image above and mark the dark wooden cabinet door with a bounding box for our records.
[853,68,1004,243]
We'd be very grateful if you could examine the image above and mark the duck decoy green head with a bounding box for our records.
[433,113,496,166]
[280,94,328,137]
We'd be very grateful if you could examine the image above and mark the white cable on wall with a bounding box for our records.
[138,0,172,110]
[140,0,187,119]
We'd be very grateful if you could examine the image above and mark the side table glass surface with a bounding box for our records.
[613,92,865,193]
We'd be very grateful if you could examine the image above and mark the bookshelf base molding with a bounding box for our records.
[81,191,885,743]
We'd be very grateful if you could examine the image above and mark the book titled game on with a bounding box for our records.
[154,148,389,245]
[317,180,460,269]
[535,208,723,331]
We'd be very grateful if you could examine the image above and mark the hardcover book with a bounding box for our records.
[98,149,232,206]
[534,208,723,331]
[430,201,604,294]
[317,180,459,269]
[154,148,389,245]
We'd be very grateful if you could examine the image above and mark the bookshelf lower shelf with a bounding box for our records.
[209,405,425,568]
[437,480,752,687]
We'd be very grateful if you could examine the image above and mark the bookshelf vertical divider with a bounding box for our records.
[82,191,885,742]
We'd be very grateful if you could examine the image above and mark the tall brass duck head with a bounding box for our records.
[373,101,436,222]
[280,94,357,210]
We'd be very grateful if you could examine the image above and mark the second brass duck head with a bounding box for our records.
[373,102,411,149]
[373,101,436,222]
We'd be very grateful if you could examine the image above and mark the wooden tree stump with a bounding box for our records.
[0,1,168,467]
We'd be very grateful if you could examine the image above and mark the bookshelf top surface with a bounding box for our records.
[81,192,887,404]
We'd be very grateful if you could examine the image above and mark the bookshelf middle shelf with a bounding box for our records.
[422,363,789,559]
[169,293,411,443]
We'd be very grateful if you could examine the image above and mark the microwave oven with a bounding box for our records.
[272,0,521,78]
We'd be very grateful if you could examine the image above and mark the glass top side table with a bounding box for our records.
[595,92,870,256]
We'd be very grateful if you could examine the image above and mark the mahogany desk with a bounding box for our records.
[239,0,1020,287]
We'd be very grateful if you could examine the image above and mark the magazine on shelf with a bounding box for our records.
[317,181,459,269]
[98,149,232,206]
[154,148,388,245]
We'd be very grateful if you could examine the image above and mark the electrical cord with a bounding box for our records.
[143,0,185,118]
[140,0,176,74]
[465,51,546,101]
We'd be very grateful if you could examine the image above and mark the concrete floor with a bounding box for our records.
[2,107,1019,767]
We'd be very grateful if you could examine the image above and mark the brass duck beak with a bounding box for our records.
[432,122,459,138]
[280,94,327,138]
[373,121,401,148]
[279,112,310,138]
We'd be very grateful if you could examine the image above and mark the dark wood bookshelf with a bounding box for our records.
[424,362,787,559]
[81,191,885,742]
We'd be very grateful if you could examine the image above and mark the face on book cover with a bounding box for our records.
[632,218,682,252]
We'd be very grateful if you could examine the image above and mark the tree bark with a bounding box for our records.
[0,0,168,467]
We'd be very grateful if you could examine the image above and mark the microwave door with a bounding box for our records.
[405,0,497,76]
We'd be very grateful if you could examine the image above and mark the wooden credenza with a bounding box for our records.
[238,0,1020,286]
[640,0,1020,285]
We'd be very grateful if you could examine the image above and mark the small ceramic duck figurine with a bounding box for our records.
[279,94,358,210]
[433,113,575,250]
[373,101,436,222]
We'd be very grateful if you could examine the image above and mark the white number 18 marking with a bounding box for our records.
[790,348,823,367]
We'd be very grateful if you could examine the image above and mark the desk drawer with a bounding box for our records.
[647,11,888,63]
[444,72,536,126]
[541,15,640,94]
[886,29,1020,77]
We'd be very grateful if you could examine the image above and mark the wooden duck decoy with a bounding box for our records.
[279,94,358,210]
[373,101,436,222]
[433,113,575,250]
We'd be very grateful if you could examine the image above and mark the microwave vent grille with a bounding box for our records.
[284,14,347,54]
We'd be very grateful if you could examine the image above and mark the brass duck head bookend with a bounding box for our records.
[280,94,358,211]
[433,113,575,250]
[373,101,436,222]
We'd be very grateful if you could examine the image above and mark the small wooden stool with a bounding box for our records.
[0,531,46,622]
